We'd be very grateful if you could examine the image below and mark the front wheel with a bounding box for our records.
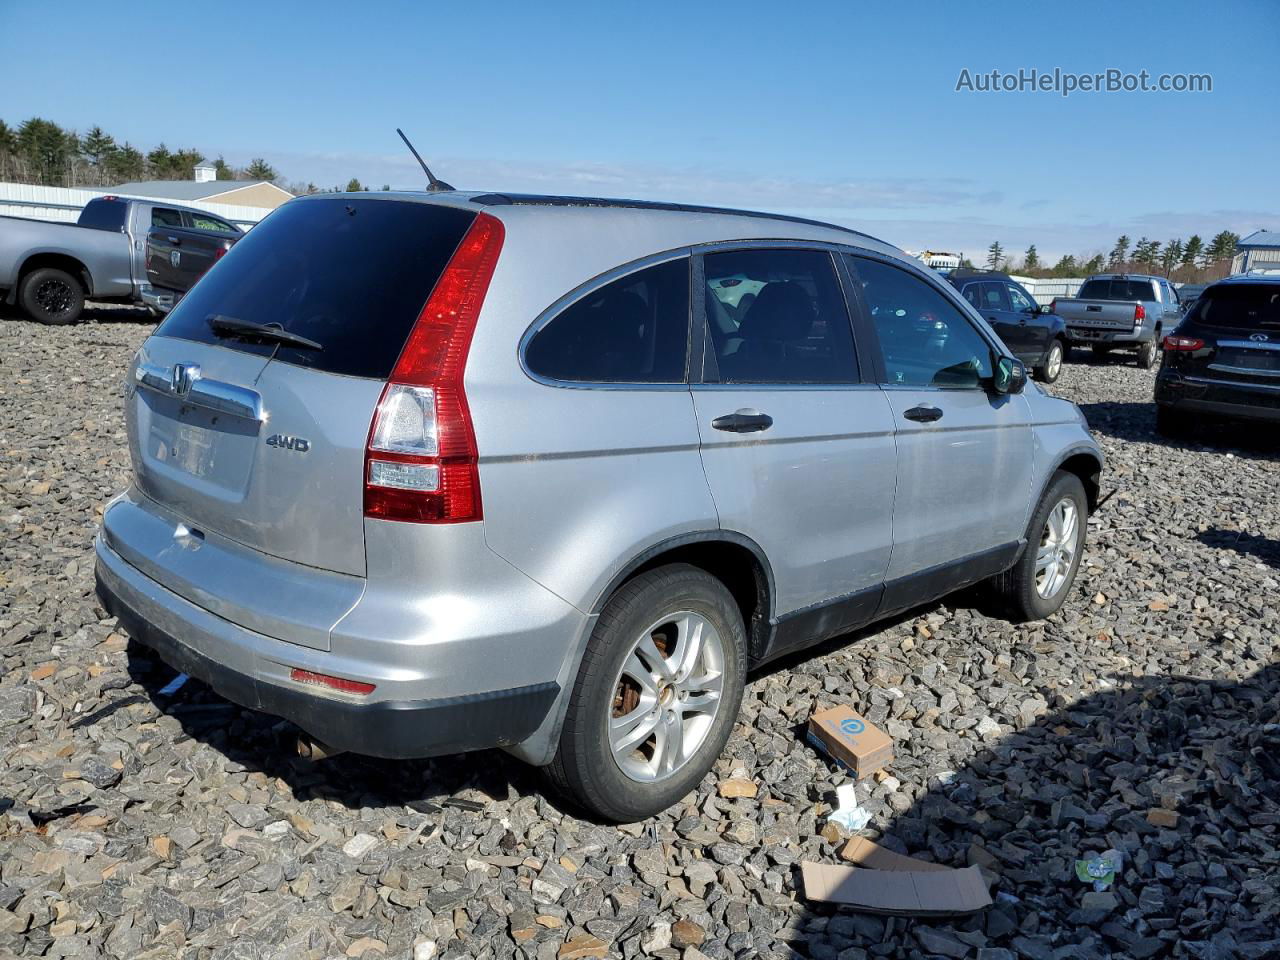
[19,267,85,325]
[990,471,1088,623]
[1136,338,1158,369]
[546,564,746,822]
[1034,339,1065,383]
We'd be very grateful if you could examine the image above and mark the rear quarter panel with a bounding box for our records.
[0,216,133,296]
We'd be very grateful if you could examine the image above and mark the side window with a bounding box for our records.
[960,283,982,309]
[151,207,183,228]
[847,256,994,389]
[977,281,1011,312]
[525,258,689,383]
[1006,284,1035,312]
[703,248,857,384]
[187,213,235,233]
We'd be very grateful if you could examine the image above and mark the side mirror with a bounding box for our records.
[1038,303,1053,315]
[992,355,1027,395]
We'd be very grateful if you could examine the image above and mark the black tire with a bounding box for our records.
[1033,339,1065,383]
[990,471,1088,623]
[19,267,85,325]
[545,564,746,822]
[1136,338,1158,369]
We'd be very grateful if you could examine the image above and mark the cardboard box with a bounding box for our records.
[800,861,992,916]
[807,705,894,778]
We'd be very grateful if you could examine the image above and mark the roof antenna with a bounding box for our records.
[396,128,454,193]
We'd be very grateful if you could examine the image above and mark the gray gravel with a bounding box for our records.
[1,317,1277,960]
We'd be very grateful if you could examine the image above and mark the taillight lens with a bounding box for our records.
[214,240,232,262]
[1163,335,1204,351]
[290,668,375,695]
[1134,303,1146,322]
[364,213,504,524]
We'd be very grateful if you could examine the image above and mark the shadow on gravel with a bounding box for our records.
[1077,400,1280,457]
[1065,348,1143,368]
[793,664,1280,958]
[123,640,541,813]
[0,301,155,325]
[1195,528,1280,569]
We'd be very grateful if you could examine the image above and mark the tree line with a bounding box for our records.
[0,116,382,196]
[981,231,1243,283]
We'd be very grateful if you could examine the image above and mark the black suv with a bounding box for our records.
[1155,275,1280,434]
[946,269,1068,383]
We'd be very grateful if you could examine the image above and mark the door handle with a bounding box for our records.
[712,410,773,433]
[903,405,944,423]
[167,236,182,245]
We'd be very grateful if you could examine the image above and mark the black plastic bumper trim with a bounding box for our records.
[96,568,560,760]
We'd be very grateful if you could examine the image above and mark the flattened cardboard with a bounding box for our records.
[800,861,992,916]
[807,705,894,778]
[840,836,950,872]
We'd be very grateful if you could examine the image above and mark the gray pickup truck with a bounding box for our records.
[0,196,243,324]
[1051,273,1181,368]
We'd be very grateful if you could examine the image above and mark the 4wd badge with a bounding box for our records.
[266,434,310,453]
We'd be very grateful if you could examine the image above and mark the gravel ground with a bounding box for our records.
[1,314,1277,960]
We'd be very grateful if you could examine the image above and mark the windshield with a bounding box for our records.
[155,198,475,379]
[1077,278,1157,302]
[1187,284,1280,330]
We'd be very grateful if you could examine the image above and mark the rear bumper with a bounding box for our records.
[1066,327,1146,346]
[1155,373,1280,422]
[138,284,175,314]
[94,531,564,759]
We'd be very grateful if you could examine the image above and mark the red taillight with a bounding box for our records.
[1163,335,1204,351]
[289,668,375,695]
[1134,303,1146,322]
[1049,299,1057,314]
[363,213,504,524]
[214,241,231,262]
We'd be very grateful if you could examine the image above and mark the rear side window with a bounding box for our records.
[155,199,475,379]
[1188,284,1280,330]
[77,198,127,232]
[975,281,1011,311]
[1078,278,1157,301]
[703,248,857,384]
[525,259,690,383]
[1007,284,1035,311]
[187,213,237,233]
[152,207,184,228]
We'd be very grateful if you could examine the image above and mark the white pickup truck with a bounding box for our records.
[1051,273,1182,368]
[0,196,243,324]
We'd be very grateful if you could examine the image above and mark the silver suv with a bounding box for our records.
[94,192,1102,821]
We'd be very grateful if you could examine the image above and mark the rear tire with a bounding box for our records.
[19,267,85,325]
[1136,338,1158,369]
[545,564,746,822]
[990,471,1087,623]
[1034,339,1065,383]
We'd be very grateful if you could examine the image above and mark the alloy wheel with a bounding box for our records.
[608,611,725,782]
[1046,342,1063,380]
[34,278,74,318]
[1035,497,1079,599]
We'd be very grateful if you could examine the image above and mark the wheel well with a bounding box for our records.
[18,254,91,297]
[629,541,770,656]
[1058,453,1102,513]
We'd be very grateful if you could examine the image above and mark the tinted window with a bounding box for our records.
[976,281,1011,311]
[1006,284,1035,312]
[152,207,183,228]
[1187,284,1280,330]
[77,198,127,232]
[155,199,475,379]
[525,258,689,383]
[188,213,236,233]
[704,248,856,384]
[1078,278,1158,301]
[848,256,993,388]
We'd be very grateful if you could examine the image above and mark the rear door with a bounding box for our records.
[1005,281,1049,360]
[691,245,896,650]
[145,205,188,291]
[130,197,477,577]
[845,254,1034,614]
[172,210,240,291]
[970,280,1028,357]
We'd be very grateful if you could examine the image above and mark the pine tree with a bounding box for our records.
[17,118,74,183]
[1082,255,1105,275]
[1023,245,1040,271]
[1182,235,1203,268]
[81,126,115,169]
[346,178,364,192]
[245,158,277,181]
[1161,239,1183,276]
[986,241,1004,270]
[214,156,236,180]
[1109,235,1131,268]
[107,142,146,181]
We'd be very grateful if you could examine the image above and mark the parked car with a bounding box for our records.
[946,269,1068,382]
[1175,282,1210,315]
[1051,273,1181,368]
[94,191,1102,821]
[1155,275,1280,434]
[0,196,243,324]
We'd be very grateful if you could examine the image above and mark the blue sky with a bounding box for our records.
[2,0,1276,260]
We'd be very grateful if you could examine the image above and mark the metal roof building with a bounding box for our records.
[1232,229,1280,274]
[108,176,292,210]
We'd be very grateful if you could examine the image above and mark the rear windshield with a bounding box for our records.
[155,198,475,379]
[1187,284,1280,330]
[1077,278,1157,302]
[78,198,127,232]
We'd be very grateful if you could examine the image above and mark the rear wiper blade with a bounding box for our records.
[207,314,322,351]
